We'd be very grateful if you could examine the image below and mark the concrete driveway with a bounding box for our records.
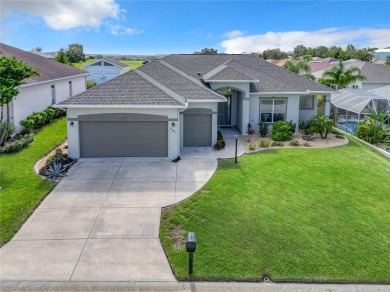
[0,157,217,281]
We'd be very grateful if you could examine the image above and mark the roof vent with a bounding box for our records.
[197,72,202,77]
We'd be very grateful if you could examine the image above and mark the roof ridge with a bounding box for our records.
[217,61,256,80]
[202,60,232,80]
[158,60,225,99]
[133,69,186,106]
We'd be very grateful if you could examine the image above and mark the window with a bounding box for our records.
[299,95,315,110]
[68,81,73,98]
[91,61,102,66]
[260,99,287,123]
[51,85,56,104]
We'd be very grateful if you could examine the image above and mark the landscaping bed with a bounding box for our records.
[239,131,348,152]
[160,137,390,283]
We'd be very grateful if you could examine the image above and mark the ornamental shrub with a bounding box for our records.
[0,134,33,154]
[271,121,293,141]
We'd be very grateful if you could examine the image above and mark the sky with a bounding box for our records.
[1,0,390,55]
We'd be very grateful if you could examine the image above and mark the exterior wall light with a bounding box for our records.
[171,122,175,127]
[70,122,74,126]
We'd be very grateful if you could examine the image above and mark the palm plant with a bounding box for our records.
[283,59,315,80]
[318,60,366,89]
[355,109,390,145]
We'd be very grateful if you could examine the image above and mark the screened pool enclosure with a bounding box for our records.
[331,90,390,134]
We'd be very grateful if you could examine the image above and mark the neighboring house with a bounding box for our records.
[29,50,56,59]
[313,61,390,98]
[372,48,390,62]
[0,43,88,133]
[82,58,129,84]
[56,54,333,159]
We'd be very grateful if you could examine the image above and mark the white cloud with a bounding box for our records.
[221,27,390,53]
[105,22,140,36]
[1,0,122,30]
[223,30,245,39]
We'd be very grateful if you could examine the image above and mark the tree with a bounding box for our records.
[0,56,39,144]
[193,48,218,54]
[355,109,390,144]
[66,43,85,63]
[318,60,366,89]
[55,48,69,64]
[261,48,288,60]
[33,47,42,52]
[385,56,390,66]
[283,59,315,80]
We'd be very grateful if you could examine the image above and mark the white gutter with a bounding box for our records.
[20,73,89,88]
[205,80,259,83]
[187,99,227,103]
[250,91,334,96]
[53,104,187,109]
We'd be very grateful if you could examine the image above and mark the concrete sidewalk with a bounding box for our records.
[1,281,388,291]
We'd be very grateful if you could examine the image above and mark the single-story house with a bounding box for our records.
[0,43,88,133]
[313,60,390,98]
[83,58,129,84]
[57,54,333,159]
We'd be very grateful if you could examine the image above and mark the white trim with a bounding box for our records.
[251,91,334,95]
[20,74,89,88]
[81,59,128,69]
[205,80,259,83]
[187,99,226,103]
[53,104,187,109]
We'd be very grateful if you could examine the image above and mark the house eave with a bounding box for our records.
[20,73,89,88]
[53,104,187,109]
[205,80,259,83]
[187,99,227,103]
[250,91,334,96]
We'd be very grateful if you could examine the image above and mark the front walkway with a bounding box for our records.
[181,127,245,159]
[0,157,217,281]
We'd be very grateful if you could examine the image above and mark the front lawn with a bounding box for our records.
[0,118,67,246]
[160,138,390,283]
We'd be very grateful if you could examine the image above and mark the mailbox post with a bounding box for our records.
[186,232,196,274]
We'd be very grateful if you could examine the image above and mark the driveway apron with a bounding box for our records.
[0,156,218,281]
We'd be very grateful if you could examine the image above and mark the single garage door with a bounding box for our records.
[79,113,168,157]
[183,109,212,146]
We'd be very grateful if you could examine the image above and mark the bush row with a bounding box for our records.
[20,106,65,134]
[0,134,34,154]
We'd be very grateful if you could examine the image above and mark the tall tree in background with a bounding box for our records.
[194,48,218,54]
[318,60,366,89]
[0,56,39,144]
[55,48,69,64]
[66,43,85,63]
[33,47,42,52]
[283,59,315,80]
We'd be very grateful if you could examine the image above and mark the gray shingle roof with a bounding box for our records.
[0,43,87,85]
[59,54,333,107]
[163,54,333,93]
[58,70,184,106]
[139,61,225,101]
[203,61,257,81]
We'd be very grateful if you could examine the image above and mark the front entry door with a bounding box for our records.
[218,95,231,126]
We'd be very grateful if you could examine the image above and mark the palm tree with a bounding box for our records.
[318,60,366,89]
[283,59,315,80]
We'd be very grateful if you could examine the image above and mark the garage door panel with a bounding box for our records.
[80,121,168,157]
[183,114,212,146]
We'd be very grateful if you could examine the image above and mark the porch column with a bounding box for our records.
[241,98,250,134]
[323,94,331,117]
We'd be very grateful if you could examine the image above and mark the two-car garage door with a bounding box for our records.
[79,113,168,157]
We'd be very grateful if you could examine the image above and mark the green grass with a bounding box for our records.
[0,118,67,246]
[160,138,390,283]
[119,60,143,70]
[73,58,97,69]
